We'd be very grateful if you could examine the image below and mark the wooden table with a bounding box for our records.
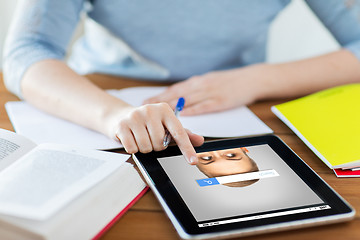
[1,73,359,240]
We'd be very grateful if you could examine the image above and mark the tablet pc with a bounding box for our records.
[133,135,354,239]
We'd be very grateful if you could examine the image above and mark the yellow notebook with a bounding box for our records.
[271,84,360,169]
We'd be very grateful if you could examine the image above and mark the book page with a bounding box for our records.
[0,144,130,220]
[0,129,37,171]
[108,87,273,137]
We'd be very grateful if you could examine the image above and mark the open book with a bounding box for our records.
[271,83,360,172]
[0,128,147,240]
[5,86,273,150]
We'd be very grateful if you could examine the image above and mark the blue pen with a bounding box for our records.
[163,97,185,147]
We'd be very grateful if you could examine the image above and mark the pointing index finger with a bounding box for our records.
[163,109,198,165]
[171,127,198,165]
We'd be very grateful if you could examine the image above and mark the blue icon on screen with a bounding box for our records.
[196,178,220,187]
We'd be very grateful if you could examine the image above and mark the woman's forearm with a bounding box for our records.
[21,59,130,139]
[145,49,360,116]
[21,59,204,162]
[259,49,360,100]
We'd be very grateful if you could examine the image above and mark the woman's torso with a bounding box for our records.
[68,0,290,80]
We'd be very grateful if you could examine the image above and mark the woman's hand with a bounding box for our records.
[144,64,270,115]
[110,103,204,164]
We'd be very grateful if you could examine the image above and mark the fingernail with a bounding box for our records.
[187,156,197,164]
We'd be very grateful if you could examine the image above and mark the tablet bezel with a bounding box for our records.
[133,135,354,239]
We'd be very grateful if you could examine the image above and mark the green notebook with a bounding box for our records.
[271,84,360,169]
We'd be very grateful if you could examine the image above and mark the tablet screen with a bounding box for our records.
[157,143,329,227]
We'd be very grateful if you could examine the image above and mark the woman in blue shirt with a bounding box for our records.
[3,0,360,164]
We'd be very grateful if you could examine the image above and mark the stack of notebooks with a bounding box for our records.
[272,83,360,177]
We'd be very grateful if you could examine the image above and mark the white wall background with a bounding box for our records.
[267,0,340,63]
[0,0,340,70]
[1,0,18,69]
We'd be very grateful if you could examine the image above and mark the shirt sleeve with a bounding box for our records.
[305,0,360,60]
[2,0,85,98]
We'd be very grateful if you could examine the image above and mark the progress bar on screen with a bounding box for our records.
[196,169,279,187]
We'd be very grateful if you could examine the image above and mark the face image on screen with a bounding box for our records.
[157,144,326,225]
[195,147,273,188]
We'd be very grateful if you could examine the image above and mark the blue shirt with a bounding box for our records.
[3,0,360,98]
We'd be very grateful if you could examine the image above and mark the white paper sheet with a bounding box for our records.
[5,102,123,150]
[5,87,272,149]
[108,87,273,137]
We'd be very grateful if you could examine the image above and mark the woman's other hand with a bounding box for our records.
[144,64,270,115]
